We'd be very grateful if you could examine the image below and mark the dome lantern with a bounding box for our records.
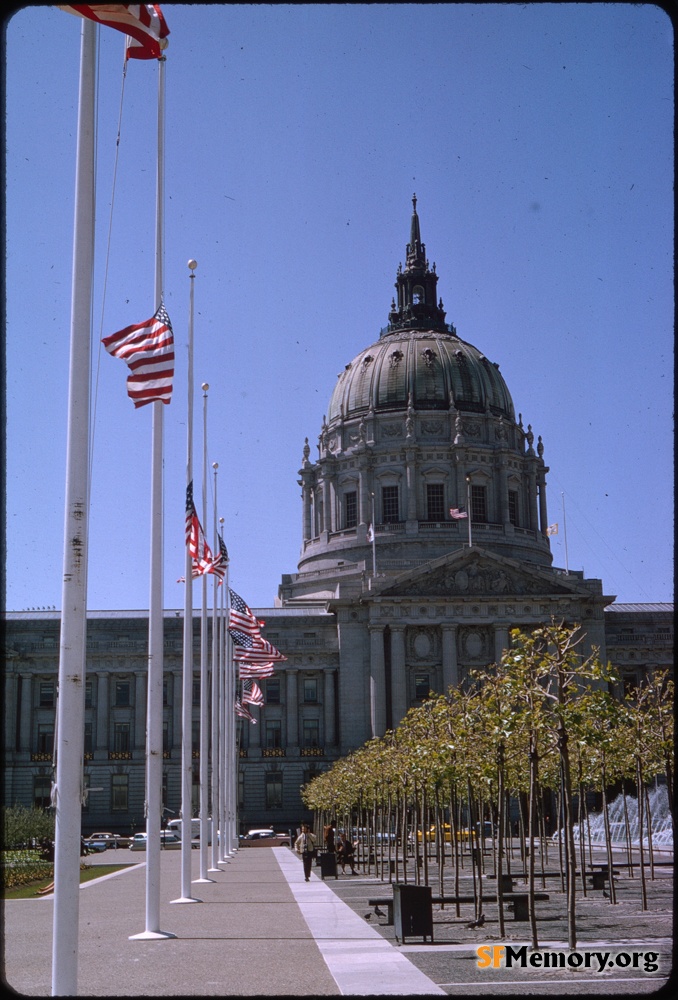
[387,194,448,334]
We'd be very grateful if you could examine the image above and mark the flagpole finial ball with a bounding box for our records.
[213,462,218,470]
[188,259,197,270]
[202,383,209,392]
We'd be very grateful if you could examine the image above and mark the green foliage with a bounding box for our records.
[1,804,55,849]
[0,849,53,889]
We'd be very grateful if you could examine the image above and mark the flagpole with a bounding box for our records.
[172,261,201,904]
[130,42,175,943]
[218,521,231,862]
[51,19,96,994]
[466,476,473,548]
[562,491,570,575]
[209,463,221,871]
[196,383,213,883]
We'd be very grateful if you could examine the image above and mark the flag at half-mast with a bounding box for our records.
[449,506,468,520]
[210,535,229,582]
[185,481,217,577]
[546,523,559,536]
[238,662,275,680]
[235,698,256,724]
[229,589,263,636]
[242,679,265,707]
[103,302,174,407]
[229,628,286,665]
[59,4,170,59]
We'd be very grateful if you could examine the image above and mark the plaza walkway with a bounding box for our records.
[2,843,672,996]
[2,846,443,996]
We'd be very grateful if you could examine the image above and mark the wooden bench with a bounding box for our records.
[588,867,620,891]
[368,891,549,924]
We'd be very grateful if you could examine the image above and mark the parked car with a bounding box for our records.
[238,829,290,846]
[83,832,130,851]
[129,831,181,851]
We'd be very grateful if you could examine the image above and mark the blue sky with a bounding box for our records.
[3,3,674,612]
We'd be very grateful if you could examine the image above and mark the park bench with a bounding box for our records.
[368,890,549,925]
[587,865,620,890]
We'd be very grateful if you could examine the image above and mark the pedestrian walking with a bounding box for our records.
[294,823,318,881]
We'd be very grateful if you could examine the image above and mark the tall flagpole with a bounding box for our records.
[51,19,96,994]
[172,261,201,904]
[466,476,473,548]
[562,492,570,575]
[197,383,213,883]
[218,521,232,862]
[209,463,221,871]
[130,42,175,943]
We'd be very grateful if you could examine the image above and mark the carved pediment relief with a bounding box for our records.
[375,549,588,600]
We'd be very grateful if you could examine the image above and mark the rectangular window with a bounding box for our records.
[382,485,399,523]
[265,720,282,748]
[508,490,519,527]
[470,484,487,523]
[111,774,128,812]
[426,483,445,521]
[415,674,431,700]
[192,720,200,754]
[163,720,170,753]
[39,681,55,708]
[344,491,357,529]
[83,722,93,755]
[238,770,245,810]
[163,678,169,706]
[36,724,54,754]
[303,678,318,703]
[193,677,200,706]
[302,719,320,748]
[265,773,283,810]
[114,680,130,707]
[113,722,130,753]
[84,681,93,709]
[266,678,281,704]
[34,776,52,810]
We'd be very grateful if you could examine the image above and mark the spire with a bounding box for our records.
[386,196,448,334]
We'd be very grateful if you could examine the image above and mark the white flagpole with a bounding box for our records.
[209,463,221,871]
[51,19,96,994]
[172,261,201,904]
[218,529,231,861]
[562,492,570,575]
[130,43,175,943]
[197,383,213,883]
[466,476,473,548]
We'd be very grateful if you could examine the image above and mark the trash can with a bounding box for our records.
[393,883,433,944]
[317,850,338,880]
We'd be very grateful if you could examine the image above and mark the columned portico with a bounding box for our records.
[369,624,387,738]
[390,625,408,726]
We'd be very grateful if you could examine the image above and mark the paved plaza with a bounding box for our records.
[1,844,673,996]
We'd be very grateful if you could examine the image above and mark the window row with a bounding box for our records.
[332,484,523,528]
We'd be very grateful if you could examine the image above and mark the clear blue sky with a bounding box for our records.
[3,3,674,612]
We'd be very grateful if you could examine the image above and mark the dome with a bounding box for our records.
[327,328,514,424]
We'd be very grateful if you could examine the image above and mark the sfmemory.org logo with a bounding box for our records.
[477,945,660,974]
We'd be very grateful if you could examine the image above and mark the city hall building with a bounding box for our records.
[3,200,673,834]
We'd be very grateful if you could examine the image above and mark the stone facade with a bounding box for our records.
[2,200,673,834]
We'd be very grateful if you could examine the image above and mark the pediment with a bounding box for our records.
[369,547,594,601]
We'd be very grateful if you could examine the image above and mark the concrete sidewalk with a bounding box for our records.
[2,847,443,996]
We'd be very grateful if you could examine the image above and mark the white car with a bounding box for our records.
[129,831,181,851]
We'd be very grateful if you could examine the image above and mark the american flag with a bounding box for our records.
[238,662,275,679]
[229,627,286,664]
[59,5,170,60]
[242,680,265,707]
[235,698,256,723]
[102,302,174,407]
[210,535,229,581]
[449,507,468,520]
[185,482,214,577]
[229,589,263,636]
